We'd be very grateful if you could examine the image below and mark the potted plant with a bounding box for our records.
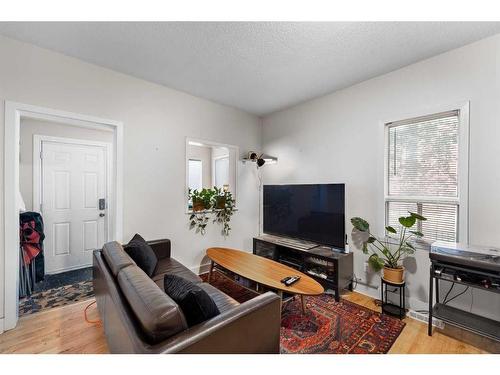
[213,190,235,237]
[189,188,215,212]
[351,212,427,283]
[188,188,216,235]
[213,186,227,209]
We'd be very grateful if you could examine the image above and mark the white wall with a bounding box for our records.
[20,118,114,211]
[0,35,262,321]
[262,34,500,320]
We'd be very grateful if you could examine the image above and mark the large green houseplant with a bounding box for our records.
[351,212,427,283]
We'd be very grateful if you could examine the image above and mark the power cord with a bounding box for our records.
[442,282,469,305]
[444,286,469,304]
[442,282,455,304]
[351,274,358,290]
[84,300,102,325]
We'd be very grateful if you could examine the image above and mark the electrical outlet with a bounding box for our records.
[364,262,369,272]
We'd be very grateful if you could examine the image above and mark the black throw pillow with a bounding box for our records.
[124,234,158,277]
[164,274,220,326]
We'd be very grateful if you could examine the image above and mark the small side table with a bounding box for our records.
[380,278,406,319]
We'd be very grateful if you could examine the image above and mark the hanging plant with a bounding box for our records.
[189,188,215,211]
[188,188,215,235]
[187,187,236,236]
[189,211,210,235]
[212,187,236,237]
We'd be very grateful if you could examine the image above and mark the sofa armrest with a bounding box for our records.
[158,292,281,354]
[147,239,171,260]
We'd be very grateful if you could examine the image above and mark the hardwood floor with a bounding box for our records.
[0,299,108,354]
[342,292,495,354]
[0,292,495,354]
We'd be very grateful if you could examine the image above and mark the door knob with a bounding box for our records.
[99,213,105,217]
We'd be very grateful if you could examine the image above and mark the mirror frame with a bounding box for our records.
[185,137,239,213]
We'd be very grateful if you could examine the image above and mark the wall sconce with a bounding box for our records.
[242,151,278,168]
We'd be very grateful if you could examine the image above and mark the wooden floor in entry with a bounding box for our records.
[0,292,493,354]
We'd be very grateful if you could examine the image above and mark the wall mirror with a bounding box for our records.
[185,138,237,210]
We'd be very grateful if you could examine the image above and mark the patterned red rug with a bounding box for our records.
[201,271,405,354]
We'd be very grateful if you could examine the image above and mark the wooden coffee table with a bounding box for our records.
[206,247,324,313]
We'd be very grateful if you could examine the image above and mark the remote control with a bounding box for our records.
[284,275,301,286]
[280,276,292,284]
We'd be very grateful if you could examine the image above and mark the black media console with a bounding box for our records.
[253,234,353,301]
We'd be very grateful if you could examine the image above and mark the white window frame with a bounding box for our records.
[383,102,470,246]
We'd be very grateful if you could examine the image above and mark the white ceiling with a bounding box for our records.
[1,22,500,116]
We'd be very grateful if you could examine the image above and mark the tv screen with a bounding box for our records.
[263,184,345,249]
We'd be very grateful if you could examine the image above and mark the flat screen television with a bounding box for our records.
[263,183,345,250]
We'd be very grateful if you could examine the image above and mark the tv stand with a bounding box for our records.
[253,234,353,301]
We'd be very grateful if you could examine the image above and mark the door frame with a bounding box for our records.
[33,135,113,274]
[3,101,124,332]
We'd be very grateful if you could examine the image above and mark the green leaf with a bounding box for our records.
[366,236,376,243]
[385,226,397,234]
[399,215,416,228]
[405,241,415,250]
[368,254,384,271]
[409,211,427,221]
[409,230,424,237]
[351,217,369,232]
[362,242,368,254]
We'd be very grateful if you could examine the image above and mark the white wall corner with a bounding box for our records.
[0,318,4,335]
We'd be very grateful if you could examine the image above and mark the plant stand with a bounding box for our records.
[380,278,406,320]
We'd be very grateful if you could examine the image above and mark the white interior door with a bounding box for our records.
[40,138,108,274]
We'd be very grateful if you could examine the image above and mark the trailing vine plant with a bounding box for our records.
[188,187,236,236]
[213,188,235,237]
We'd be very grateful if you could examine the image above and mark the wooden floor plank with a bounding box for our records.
[0,292,494,354]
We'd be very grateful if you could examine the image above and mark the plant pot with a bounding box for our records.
[383,266,405,284]
[192,199,206,212]
[215,196,226,209]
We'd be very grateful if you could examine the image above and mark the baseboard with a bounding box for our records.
[353,281,428,312]
[190,262,211,276]
[0,317,4,335]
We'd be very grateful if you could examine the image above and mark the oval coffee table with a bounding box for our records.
[206,247,324,313]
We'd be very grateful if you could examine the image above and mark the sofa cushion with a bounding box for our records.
[124,234,158,277]
[102,241,134,277]
[118,265,188,344]
[164,275,220,327]
[152,257,202,285]
[198,283,240,313]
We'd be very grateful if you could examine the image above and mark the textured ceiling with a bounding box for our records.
[1,22,500,116]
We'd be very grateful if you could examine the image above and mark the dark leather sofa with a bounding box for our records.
[93,239,282,353]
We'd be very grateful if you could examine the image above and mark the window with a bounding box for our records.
[214,156,229,188]
[188,159,203,191]
[385,109,468,244]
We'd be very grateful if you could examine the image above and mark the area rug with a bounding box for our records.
[201,270,405,354]
[19,280,94,317]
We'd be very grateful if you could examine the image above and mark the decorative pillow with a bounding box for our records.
[164,274,220,327]
[124,234,158,277]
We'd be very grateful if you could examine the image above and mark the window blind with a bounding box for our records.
[386,110,460,243]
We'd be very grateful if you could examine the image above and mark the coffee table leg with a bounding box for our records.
[278,290,283,311]
[300,295,306,314]
[208,261,214,283]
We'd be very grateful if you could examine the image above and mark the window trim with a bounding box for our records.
[382,102,470,245]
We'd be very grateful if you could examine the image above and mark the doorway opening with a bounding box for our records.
[4,102,123,331]
[19,126,113,316]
